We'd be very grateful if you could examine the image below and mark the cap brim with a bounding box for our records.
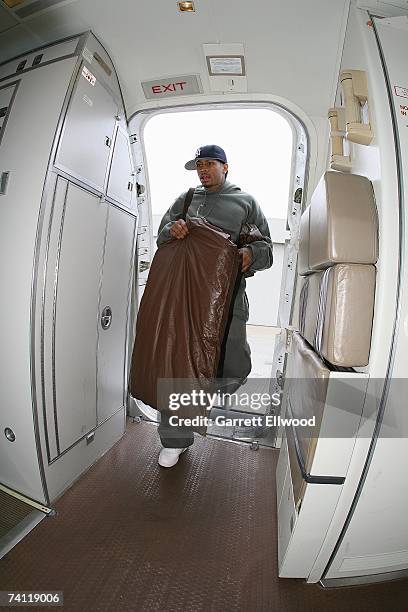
[184,159,197,170]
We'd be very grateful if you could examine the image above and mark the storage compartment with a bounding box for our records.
[55,68,118,192]
[278,442,343,578]
[52,183,107,453]
[97,206,136,423]
[0,32,135,507]
[0,38,79,83]
[0,56,79,504]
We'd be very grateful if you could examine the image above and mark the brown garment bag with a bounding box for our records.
[129,204,240,429]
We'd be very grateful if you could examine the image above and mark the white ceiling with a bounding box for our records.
[0,0,350,117]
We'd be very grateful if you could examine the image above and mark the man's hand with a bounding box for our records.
[239,247,253,273]
[170,219,189,239]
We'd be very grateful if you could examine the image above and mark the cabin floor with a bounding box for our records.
[0,419,407,611]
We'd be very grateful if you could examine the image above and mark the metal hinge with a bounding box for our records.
[276,370,285,389]
[285,327,295,352]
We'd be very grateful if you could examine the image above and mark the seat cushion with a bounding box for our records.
[316,264,376,367]
[309,171,378,270]
[299,264,376,367]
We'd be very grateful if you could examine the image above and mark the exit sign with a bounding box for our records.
[142,75,202,99]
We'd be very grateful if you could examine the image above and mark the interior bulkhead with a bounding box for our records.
[1,0,408,609]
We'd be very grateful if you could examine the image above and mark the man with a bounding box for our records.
[156,145,273,467]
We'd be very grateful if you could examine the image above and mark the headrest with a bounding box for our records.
[308,171,378,271]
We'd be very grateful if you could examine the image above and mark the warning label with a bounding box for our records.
[82,66,96,86]
[394,86,408,99]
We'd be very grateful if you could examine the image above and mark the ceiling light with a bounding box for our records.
[3,0,26,7]
[178,1,195,12]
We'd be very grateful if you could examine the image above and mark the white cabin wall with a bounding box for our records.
[310,5,407,582]
[0,1,350,118]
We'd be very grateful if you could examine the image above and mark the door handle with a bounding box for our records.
[0,171,10,195]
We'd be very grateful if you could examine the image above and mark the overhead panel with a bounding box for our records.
[356,1,408,16]
[0,3,19,30]
[1,0,74,20]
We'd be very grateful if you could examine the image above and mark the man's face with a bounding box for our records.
[196,158,228,190]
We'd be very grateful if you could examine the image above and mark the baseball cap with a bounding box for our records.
[184,145,228,170]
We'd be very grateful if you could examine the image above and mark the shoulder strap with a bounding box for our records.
[182,187,195,221]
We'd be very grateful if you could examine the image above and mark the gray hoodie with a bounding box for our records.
[156,180,273,319]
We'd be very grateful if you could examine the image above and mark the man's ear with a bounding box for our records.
[223,163,228,175]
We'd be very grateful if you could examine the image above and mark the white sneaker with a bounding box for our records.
[158,447,188,468]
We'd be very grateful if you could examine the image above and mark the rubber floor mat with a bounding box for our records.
[0,419,407,612]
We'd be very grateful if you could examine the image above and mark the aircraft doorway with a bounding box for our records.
[131,104,306,446]
[144,107,292,324]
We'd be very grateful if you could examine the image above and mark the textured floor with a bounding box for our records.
[0,489,37,540]
[0,419,407,612]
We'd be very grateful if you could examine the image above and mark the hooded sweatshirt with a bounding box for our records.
[156,180,273,318]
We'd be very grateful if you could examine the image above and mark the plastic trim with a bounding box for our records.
[0,78,20,147]
[287,418,345,485]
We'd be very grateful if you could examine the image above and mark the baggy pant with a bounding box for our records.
[158,304,252,448]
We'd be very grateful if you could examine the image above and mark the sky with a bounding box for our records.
[142,107,293,220]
